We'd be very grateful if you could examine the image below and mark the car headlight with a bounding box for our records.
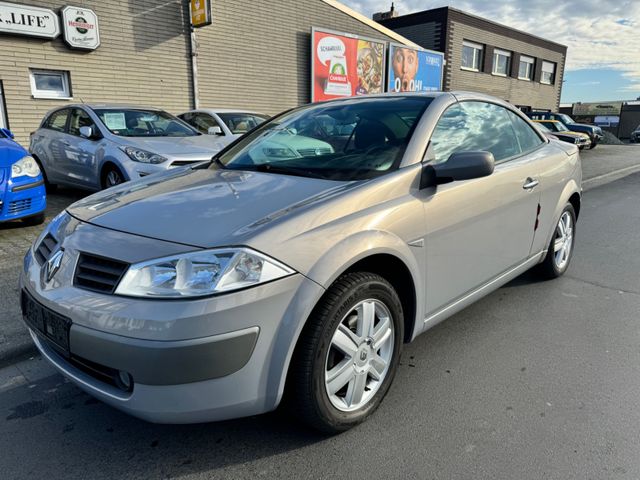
[115,247,295,298]
[121,146,167,164]
[11,156,41,178]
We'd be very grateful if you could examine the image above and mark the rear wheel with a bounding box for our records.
[101,165,125,189]
[535,204,576,279]
[288,272,403,433]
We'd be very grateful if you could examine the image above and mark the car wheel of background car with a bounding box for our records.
[101,165,125,189]
[535,204,576,279]
[32,156,57,192]
[21,212,45,226]
[589,141,597,149]
[287,272,403,434]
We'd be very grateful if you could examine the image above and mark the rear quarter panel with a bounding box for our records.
[531,140,581,255]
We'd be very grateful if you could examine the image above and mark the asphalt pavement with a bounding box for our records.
[0,147,639,479]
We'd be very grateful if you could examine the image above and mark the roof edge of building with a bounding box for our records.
[381,6,567,53]
[320,0,422,48]
[446,7,567,51]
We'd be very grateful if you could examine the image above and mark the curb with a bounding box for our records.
[0,339,37,370]
[583,165,640,191]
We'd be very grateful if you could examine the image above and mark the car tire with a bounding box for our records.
[288,272,404,434]
[589,141,597,149]
[22,212,45,226]
[33,156,57,192]
[535,204,576,279]
[101,165,125,189]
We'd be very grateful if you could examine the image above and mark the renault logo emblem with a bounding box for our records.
[44,249,64,283]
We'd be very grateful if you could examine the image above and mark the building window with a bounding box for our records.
[29,69,71,99]
[541,61,556,84]
[518,56,535,81]
[492,49,511,76]
[461,41,483,71]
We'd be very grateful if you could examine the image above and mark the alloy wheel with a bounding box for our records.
[324,299,394,412]
[553,211,574,270]
[106,169,123,187]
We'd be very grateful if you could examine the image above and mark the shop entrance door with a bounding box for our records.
[0,81,7,129]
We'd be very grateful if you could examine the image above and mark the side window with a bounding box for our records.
[45,109,69,132]
[68,108,94,136]
[507,111,544,153]
[429,101,521,164]
[191,113,221,134]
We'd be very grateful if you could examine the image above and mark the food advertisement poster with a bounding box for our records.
[311,28,385,102]
[387,43,444,93]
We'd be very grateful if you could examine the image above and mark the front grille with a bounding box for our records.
[297,147,332,157]
[74,253,129,294]
[8,198,31,215]
[170,160,200,167]
[34,233,59,265]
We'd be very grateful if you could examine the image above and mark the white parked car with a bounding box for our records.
[178,109,270,147]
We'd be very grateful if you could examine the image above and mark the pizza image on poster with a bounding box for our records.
[311,28,385,102]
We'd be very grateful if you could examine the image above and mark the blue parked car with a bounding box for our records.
[0,128,46,225]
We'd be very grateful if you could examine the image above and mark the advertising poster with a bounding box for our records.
[311,28,385,102]
[387,43,444,93]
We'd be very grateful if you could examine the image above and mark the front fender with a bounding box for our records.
[265,229,425,410]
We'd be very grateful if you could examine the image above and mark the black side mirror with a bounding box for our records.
[420,151,495,189]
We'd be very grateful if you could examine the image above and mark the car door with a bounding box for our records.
[31,108,70,185]
[423,101,542,316]
[64,108,99,188]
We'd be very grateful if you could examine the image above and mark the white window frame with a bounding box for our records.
[541,61,556,85]
[518,55,535,81]
[29,69,72,99]
[492,49,511,77]
[461,41,484,72]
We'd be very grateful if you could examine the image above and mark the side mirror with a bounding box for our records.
[0,128,14,139]
[208,126,223,135]
[420,151,495,189]
[79,126,94,139]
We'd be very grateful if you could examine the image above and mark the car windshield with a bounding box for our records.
[559,114,575,124]
[536,123,551,132]
[94,108,199,137]
[217,113,270,134]
[215,96,432,181]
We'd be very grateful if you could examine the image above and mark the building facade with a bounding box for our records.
[379,7,567,112]
[0,0,409,145]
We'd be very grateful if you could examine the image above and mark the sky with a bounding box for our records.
[340,0,640,103]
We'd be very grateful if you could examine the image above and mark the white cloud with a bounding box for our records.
[342,0,640,94]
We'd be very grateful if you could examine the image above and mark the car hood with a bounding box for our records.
[112,134,226,155]
[0,138,29,168]
[566,123,597,133]
[66,166,353,248]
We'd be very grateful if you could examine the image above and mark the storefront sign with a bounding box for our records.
[190,0,211,28]
[311,28,386,102]
[61,6,100,50]
[573,101,623,116]
[0,1,59,39]
[387,43,443,93]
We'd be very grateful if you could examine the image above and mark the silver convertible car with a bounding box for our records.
[21,92,581,433]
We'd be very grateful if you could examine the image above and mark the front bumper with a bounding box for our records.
[0,173,46,222]
[20,219,325,423]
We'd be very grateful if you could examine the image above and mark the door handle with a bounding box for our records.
[523,178,539,190]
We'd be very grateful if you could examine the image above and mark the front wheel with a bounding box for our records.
[288,272,404,433]
[101,165,125,189]
[535,204,576,279]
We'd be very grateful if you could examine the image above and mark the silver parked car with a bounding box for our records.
[30,105,226,191]
[178,108,270,143]
[21,92,582,433]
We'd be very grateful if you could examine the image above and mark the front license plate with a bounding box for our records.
[21,290,71,354]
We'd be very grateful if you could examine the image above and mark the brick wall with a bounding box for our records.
[194,0,395,115]
[0,1,193,145]
[446,19,565,111]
